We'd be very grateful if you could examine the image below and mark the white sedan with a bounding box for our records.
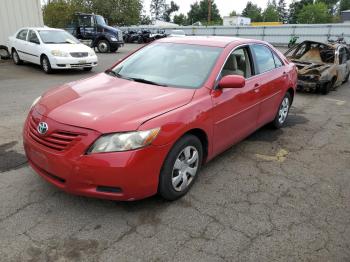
[8,27,98,73]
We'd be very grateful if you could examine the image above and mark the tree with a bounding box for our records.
[163,1,179,22]
[43,0,143,27]
[150,0,166,20]
[297,2,332,23]
[242,2,263,22]
[173,13,187,25]
[187,0,222,25]
[263,2,279,22]
[288,0,313,23]
[339,0,350,11]
[229,10,238,16]
[277,0,288,23]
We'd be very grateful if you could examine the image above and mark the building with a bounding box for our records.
[223,16,251,26]
[0,0,43,56]
[341,10,350,23]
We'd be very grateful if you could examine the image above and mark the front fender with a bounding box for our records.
[139,88,214,158]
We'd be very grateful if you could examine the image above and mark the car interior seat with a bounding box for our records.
[222,55,245,77]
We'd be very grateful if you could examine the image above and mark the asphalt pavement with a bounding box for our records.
[0,44,349,261]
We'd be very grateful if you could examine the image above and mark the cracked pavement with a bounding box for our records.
[0,44,350,261]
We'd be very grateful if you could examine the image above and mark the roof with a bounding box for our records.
[21,27,63,31]
[157,36,260,48]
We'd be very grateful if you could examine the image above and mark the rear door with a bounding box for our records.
[211,46,260,154]
[13,29,28,60]
[25,30,41,64]
[250,44,287,127]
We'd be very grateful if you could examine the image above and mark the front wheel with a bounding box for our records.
[272,92,291,129]
[41,55,52,74]
[97,40,110,53]
[158,135,203,201]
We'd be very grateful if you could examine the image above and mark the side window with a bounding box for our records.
[251,45,276,74]
[16,29,28,41]
[28,30,39,44]
[272,52,283,68]
[339,47,347,64]
[221,47,252,78]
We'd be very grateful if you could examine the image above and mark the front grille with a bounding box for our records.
[70,52,88,58]
[28,117,80,152]
[70,63,92,68]
[118,31,123,41]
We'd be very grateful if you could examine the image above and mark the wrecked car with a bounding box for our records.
[285,40,350,94]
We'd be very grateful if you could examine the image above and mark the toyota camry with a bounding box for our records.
[24,37,297,201]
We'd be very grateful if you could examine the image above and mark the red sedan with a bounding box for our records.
[23,37,297,201]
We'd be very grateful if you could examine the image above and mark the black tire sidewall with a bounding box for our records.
[158,134,203,201]
[41,56,52,74]
[12,50,21,65]
[97,40,110,53]
[272,92,291,129]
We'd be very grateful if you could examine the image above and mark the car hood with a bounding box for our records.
[35,73,195,133]
[45,43,93,53]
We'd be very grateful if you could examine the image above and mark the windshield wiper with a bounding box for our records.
[128,77,168,87]
[105,70,167,86]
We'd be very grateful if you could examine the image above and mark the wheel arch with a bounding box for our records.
[181,128,209,162]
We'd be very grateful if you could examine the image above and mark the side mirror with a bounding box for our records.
[218,75,245,89]
[30,39,40,45]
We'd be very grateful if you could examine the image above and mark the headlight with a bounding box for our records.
[31,96,41,109]
[110,37,118,41]
[88,128,161,154]
[51,50,69,57]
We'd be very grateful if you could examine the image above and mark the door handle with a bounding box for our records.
[254,83,260,93]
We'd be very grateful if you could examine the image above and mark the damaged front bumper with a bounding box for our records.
[297,79,327,92]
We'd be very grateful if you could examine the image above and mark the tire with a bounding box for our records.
[272,92,291,129]
[158,134,203,201]
[41,55,52,74]
[12,49,23,65]
[83,67,92,72]
[97,40,110,53]
[321,80,334,95]
[342,72,349,84]
[110,46,119,53]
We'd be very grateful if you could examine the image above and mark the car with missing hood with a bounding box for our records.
[284,40,350,94]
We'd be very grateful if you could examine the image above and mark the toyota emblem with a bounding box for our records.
[37,122,49,135]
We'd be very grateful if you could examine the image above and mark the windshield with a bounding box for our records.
[111,43,222,89]
[38,30,79,44]
[96,15,107,26]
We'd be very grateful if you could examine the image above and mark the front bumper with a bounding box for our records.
[23,111,170,201]
[50,55,98,69]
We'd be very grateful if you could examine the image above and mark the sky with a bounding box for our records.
[143,0,293,17]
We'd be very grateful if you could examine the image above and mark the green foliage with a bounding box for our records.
[43,0,143,27]
[242,1,263,22]
[187,0,222,25]
[263,2,279,22]
[163,1,179,22]
[229,10,237,17]
[340,0,350,11]
[43,0,77,28]
[277,0,288,22]
[173,13,188,25]
[297,2,332,23]
[288,0,313,23]
[150,0,166,20]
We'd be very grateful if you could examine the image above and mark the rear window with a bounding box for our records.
[16,29,28,41]
[251,45,276,74]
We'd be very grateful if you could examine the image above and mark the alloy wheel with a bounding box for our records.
[171,146,199,192]
[278,97,289,124]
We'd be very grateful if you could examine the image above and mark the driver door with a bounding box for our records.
[78,15,96,40]
[211,46,260,154]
